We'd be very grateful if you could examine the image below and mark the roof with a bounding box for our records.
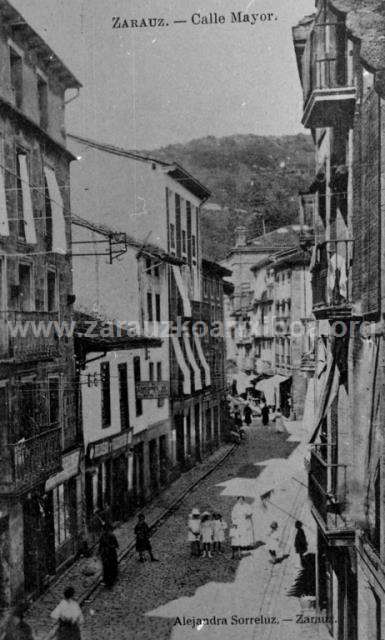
[68,133,211,202]
[0,0,81,89]
[72,215,184,266]
[270,248,310,270]
[202,258,232,278]
[74,313,162,357]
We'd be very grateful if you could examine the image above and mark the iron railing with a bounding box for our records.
[0,310,61,361]
[308,443,347,528]
[312,239,353,314]
[8,424,62,488]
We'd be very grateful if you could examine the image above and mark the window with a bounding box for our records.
[10,47,23,109]
[170,223,175,249]
[18,263,33,311]
[100,362,111,428]
[155,293,161,322]
[157,362,164,407]
[154,265,159,278]
[182,229,187,254]
[133,356,142,416]
[47,269,57,312]
[145,258,152,272]
[37,75,48,128]
[149,362,154,381]
[175,194,181,256]
[118,362,130,430]
[373,464,381,552]
[147,292,153,321]
[192,235,196,258]
[49,377,60,424]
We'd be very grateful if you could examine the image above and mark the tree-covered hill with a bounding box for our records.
[148,133,314,261]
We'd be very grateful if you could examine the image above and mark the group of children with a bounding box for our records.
[188,508,227,558]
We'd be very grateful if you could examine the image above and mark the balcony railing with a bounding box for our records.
[303,54,356,129]
[0,310,61,362]
[312,239,353,319]
[6,425,62,492]
[308,444,348,531]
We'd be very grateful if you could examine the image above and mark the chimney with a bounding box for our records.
[235,226,247,248]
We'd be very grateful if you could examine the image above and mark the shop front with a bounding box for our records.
[85,430,131,528]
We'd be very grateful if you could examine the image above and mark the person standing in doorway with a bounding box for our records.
[98,524,119,587]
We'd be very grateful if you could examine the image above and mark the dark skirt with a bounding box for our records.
[56,620,81,640]
[136,538,152,553]
[101,551,118,587]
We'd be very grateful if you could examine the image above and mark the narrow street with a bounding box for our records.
[78,418,328,640]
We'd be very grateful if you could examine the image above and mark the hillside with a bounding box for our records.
[148,134,314,261]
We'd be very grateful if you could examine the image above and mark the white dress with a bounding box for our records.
[200,521,214,544]
[187,517,201,542]
[213,520,227,543]
[231,501,254,547]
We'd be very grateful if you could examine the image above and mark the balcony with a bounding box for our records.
[0,310,61,363]
[301,351,316,372]
[308,444,354,544]
[303,57,356,129]
[1,425,62,495]
[312,239,353,319]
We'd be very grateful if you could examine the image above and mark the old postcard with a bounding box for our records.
[0,0,382,639]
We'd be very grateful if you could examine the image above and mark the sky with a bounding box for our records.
[12,0,315,150]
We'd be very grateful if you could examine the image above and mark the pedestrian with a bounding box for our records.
[200,512,213,558]
[187,508,201,557]
[4,603,34,640]
[234,410,243,429]
[50,586,84,640]
[230,524,241,559]
[231,497,254,550]
[243,403,252,426]
[271,408,289,434]
[212,513,227,552]
[294,520,308,567]
[267,521,283,564]
[134,513,158,562]
[98,524,119,587]
[261,402,270,426]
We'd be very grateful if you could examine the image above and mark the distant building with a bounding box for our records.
[0,0,82,605]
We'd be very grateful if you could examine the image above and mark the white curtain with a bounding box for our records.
[44,166,67,254]
[0,166,9,236]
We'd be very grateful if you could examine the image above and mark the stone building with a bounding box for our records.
[294,2,385,638]
[0,0,82,606]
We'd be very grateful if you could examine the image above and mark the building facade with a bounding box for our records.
[0,1,82,606]
[294,2,385,639]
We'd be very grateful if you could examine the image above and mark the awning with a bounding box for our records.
[256,375,291,406]
[193,332,211,386]
[310,359,340,443]
[171,334,191,394]
[0,166,9,236]
[44,166,67,254]
[18,154,37,244]
[172,265,192,317]
[183,330,202,391]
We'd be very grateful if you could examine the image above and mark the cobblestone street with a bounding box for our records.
[70,419,329,640]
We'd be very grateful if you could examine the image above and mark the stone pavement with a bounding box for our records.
[22,443,234,640]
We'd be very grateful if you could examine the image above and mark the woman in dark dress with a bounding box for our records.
[243,404,252,426]
[99,524,119,587]
[294,520,308,567]
[261,403,270,426]
[134,513,157,562]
